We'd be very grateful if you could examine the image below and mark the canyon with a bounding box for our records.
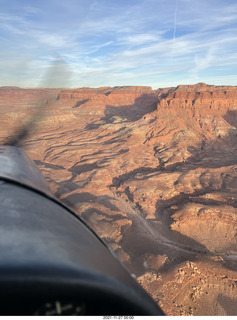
[1,83,237,315]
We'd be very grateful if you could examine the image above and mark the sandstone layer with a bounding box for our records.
[1,83,237,315]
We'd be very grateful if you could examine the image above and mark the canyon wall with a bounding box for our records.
[1,83,237,315]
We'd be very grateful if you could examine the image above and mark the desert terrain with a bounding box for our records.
[1,83,237,315]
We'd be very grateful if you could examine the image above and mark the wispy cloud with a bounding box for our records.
[0,0,236,88]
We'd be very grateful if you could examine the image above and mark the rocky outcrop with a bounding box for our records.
[158,83,237,110]
[59,86,156,107]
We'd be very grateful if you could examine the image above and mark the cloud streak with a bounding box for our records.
[173,0,178,42]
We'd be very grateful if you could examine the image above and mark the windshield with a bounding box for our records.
[1,0,237,316]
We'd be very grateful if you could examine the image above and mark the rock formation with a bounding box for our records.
[1,83,237,315]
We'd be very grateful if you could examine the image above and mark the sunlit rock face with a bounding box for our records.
[1,83,237,316]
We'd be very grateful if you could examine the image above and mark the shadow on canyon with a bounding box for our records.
[85,93,157,130]
[217,294,237,315]
[223,110,237,128]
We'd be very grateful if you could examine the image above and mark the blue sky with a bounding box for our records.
[0,0,237,88]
